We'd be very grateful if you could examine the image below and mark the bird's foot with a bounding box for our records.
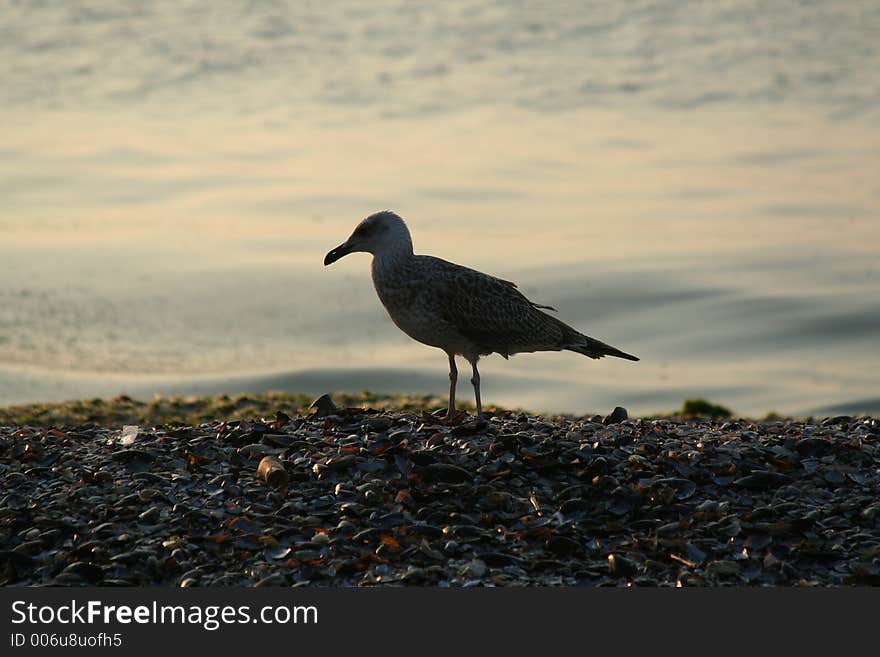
[425,408,466,425]
[441,409,469,425]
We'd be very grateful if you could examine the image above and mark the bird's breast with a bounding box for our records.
[371,265,468,351]
[371,263,415,312]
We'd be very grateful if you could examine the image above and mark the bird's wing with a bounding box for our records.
[420,257,570,355]
[491,276,557,312]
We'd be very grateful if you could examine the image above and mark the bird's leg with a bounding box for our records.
[445,353,458,420]
[469,358,483,419]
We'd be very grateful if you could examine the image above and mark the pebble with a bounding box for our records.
[137,506,161,523]
[461,559,487,579]
[310,394,340,417]
[257,455,289,488]
[603,406,629,425]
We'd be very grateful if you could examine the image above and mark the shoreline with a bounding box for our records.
[0,391,861,429]
[3,365,879,420]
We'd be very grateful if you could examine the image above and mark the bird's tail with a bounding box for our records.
[566,334,639,361]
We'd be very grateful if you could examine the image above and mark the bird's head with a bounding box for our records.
[324,210,413,265]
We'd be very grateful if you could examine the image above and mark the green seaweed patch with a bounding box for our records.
[679,398,733,419]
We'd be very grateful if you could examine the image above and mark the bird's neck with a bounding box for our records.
[371,246,414,279]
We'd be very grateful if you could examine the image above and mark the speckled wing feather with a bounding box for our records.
[419,256,573,357]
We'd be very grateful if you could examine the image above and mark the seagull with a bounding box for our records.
[324,210,638,420]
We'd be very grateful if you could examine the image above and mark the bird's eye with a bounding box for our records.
[356,222,376,238]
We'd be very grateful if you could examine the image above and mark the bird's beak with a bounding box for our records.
[324,241,354,266]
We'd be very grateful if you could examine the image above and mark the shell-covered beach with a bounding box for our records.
[2,394,878,587]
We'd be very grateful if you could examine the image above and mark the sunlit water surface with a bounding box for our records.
[1,1,878,416]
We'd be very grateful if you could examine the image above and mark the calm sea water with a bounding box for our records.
[1,1,878,416]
